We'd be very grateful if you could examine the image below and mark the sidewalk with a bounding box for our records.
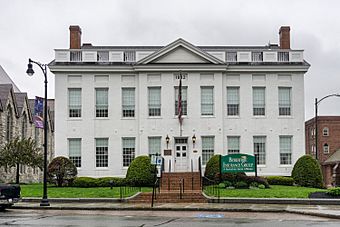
[11,198,340,219]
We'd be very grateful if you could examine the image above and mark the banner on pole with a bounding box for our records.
[34,96,44,129]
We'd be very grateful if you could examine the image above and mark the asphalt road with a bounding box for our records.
[1,209,340,227]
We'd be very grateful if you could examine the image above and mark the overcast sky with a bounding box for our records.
[0,0,339,120]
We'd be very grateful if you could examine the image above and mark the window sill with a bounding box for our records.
[278,116,293,119]
[148,116,162,119]
[67,118,82,121]
[252,116,266,119]
[257,165,266,168]
[226,115,240,118]
[201,115,215,118]
[121,117,136,120]
[95,117,110,120]
[95,167,110,170]
[279,165,292,168]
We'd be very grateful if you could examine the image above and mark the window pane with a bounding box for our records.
[227,87,239,116]
[148,87,161,116]
[280,136,292,165]
[227,136,240,154]
[69,138,81,167]
[96,138,108,167]
[69,88,82,117]
[96,88,108,117]
[279,87,291,116]
[202,136,214,165]
[201,87,214,115]
[122,88,135,117]
[254,136,266,165]
[123,138,135,167]
[148,137,161,156]
[175,87,187,115]
[253,87,265,116]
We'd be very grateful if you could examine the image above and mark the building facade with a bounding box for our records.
[305,116,340,187]
[0,66,54,183]
[49,26,310,178]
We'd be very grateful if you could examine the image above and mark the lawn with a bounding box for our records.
[204,185,326,198]
[20,184,152,198]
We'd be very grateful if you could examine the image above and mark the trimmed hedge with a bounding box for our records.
[292,155,324,188]
[71,177,126,188]
[327,187,340,196]
[48,156,77,187]
[216,172,270,188]
[126,155,155,186]
[266,176,294,186]
[204,154,221,180]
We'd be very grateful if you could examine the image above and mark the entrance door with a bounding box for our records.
[175,138,188,172]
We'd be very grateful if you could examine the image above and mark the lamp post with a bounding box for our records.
[26,58,50,207]
[314,94,340,160]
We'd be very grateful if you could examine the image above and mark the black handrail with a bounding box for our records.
[198,156,202,188]
[202,176,220,202]
[151,178,159,207]
[119,185,141,200]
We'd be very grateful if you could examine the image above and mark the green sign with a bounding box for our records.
[221,153,256,173]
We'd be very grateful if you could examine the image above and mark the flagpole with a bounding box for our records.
[178,72,183,137]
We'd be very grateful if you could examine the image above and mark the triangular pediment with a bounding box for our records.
[137,38,224,65]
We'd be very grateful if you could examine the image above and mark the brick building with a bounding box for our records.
[305,116,340,187]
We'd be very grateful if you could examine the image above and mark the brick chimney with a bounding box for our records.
[69,25,82,49]
[279,26,290,49]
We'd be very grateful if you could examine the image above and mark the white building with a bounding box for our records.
[49,26,310,177]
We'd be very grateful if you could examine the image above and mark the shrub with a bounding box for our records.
[97,177,126,187]
[218,183,226,188]
[235,181,249,189]
[204,154,221,180]
[250,182,259,188]
[327,187,340,196]
[223,181,233,187]
[72,177,98,188]
[266,176,294,186]
[292,155,323,188]
[126,155,155,186]
[258,184,266,189]
[48,156,77,187]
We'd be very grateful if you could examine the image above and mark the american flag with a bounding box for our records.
[34,96,44,129]
[178,77,183,125]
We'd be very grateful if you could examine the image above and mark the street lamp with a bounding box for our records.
[165,135,170,149]
[315,93,340,160]
[192,134,196,148]
[26,58,50,207]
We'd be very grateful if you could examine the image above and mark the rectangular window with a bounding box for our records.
[280,136,292,165]
[227,136,240,154]
[227,87,239,116]
[68,138,81,167]
[254,136,266,165]
[68,88,82,117]
[175,86,187,115]
[201,87,214,116]
[122,88,135,117]
[95,88,108,117]
[148,137,161,156]
[202,136,214,165]
[279,87,291,116]
[123,138,135,167]
[253,87,265,116]
[95,138,108,167]
[148,87,161,116]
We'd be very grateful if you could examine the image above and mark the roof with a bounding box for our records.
[324,149,340,164]
[14,92,27,116]
[306,116,340,125]
[0,65,20,92]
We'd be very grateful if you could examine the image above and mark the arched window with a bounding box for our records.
[323,127,329,136]
[6,105,13,142]
[22,112,27,139]
[323,143,329,154]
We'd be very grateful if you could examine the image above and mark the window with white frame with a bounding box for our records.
[148,87,161,116]
[148,137,161,156]
[68,88,82,117]
[201,87,214,116]
[278,87,291,116]
[95,88,108,117]
[123,138,135,167]
[227,87,239,116]
[175,86,187,115]
[227,136,240,154]
[95,138,108,167]
[253,87,265,116]
[202,136,214,165]
[323,143,329,154]
[68,138,81,167]
[323,127,329,136]
[254,136,266,165]
[280,136,292,165]
[122,88,135,117]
